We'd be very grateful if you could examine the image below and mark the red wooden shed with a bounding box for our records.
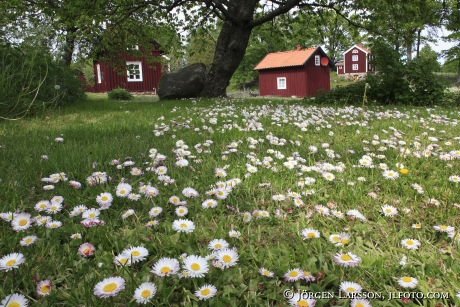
[342,43,375,76]
[254,46,331,98]
[92,44,164,93]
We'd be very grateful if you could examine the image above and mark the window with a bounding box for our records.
[352,55,358,61]
[277,77,286,89]
[352,49,358,53]
[127,61,143,82]
[314,55,320,66]
[352,64,359,71]
[96,64,102,84]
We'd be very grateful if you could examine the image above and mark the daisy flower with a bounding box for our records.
[259,267,274,278]
[284,268,305,282]
[45,220,62,229]
[333,252,362,267]
[0,293,29,307]
[0,212,14,222]
[228,230,241,238]
[382,169,400,180]
[133,282,156,305]
[215,168,227,178]
[202,199,218,209]
[34,200,50,212]
[397,276,418,289]
[242,212,252,223]
[288,292,316,307]
[351,298,372,307]
[301,228,320,239]
[329,233,350,246]
[122,246,149,263]
[116,183,132,198]
[37,279,52,296]
[144,186,159,198]
[175,206,188,217]
[172,219,195,233]
[339,281,363,295]
[96,193,113,207]
[149,207,163,217]
[20,235,38,246]
[121,209,135,219]
[401,238,421,250]
[433,225,455,233]
[113,254,132,267]
[208,239,229,251]
[303,271,316,282]
[182,187,199,198]
[183,255,209,278]
[347,209,367,221]
[11,213,32,232]
[82,208,100,220]
[195,284,217,300]
[78,242,96,257]
[412,223,422,229]
[0,253,26,271]
[93,276,126,298]
[151,257,180,276]
[449,175,460,183]
[168,195,182,205]
[70,233,82,240]
[381,204,398,217]
[213,248,239,269]
[315,205,330,215]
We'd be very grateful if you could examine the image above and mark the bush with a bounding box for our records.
[0,43,85,119]
[315,81,367,105]
[108,88,134,100]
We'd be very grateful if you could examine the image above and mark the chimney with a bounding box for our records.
[296,45,302,51]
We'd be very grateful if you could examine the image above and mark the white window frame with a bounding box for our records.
[277,77,287,90]
[352,64,359,71]
[352,49,359,53]
[352,55,358,62]
[96,64,102,84]
[126,61,143,82]
[314,55,320,66]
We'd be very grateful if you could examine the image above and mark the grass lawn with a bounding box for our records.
[1,95,459,306]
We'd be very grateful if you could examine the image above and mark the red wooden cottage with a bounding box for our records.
[92,43,164,93]
[340,43,375,76]
[336,61,344,75]
[254,46,331,98]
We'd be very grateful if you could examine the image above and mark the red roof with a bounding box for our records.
[254,47,319,70]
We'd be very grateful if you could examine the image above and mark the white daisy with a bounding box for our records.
[0,253,26,271]
[151,257,180,277]
[93,276,126,298]
[183,255,209,278]
[397,276,418,289]
[208,239,229,251]
[333,252,362,267]
[11,213,32,232]
[1,293,29,307]
[149,207,163,217]
[172,219,195,233]
[401,238,421,250]
[381,204,398,217]
[339,281,363,295]
[351,298,372,307]
[116,183,132,198]
[202,199,218,209]
[175,206,188,217]
[133,282,156,304]
[122,246,149,263]
[195,284,217,300]
[284,268,304,282]
[301,228,321,239]
[213,248,239,269]
[20,235,38,246]
[37,279,52,296]
[96,193,113,207]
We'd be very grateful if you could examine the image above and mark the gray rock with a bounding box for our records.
[158,63,207,99]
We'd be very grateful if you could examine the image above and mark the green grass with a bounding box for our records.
[1,96,460,306]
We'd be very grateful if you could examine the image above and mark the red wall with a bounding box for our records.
[93,50,163,93]
[258,60,330,97]
[344,47,367,74]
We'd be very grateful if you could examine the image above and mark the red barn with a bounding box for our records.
[92,44,164,93]
[254,46,331,98]
[342,43,375,76]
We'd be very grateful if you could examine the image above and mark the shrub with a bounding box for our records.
[108,88,134,100]
[315,81,367,105]
[0,43,85,119]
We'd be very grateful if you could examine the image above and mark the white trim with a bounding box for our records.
[277,77,286,90]
[314,55,320,66]
[344,44,370,55]
[352,64,359,71]
[126,61,143,82]
[96,64,102,84]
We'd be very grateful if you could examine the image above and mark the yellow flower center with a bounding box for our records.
[332,236,341,242]
[341,239,350,245]
[103,282,118,293]
[6,259,17,267]
[9,302,21,307]
[440,225,449,230]
[89,213,96,218]
[406,240,414,245]
[289,271,299,277]
[132,251,141,257]
[101,196,108,201]
[298,300,309,307]
[200,288,211,296]
[141,289,151,298]
[215,243,222,249]
[191,263,201,271]
[180,223,188,228]
[341,254,352,261]
[346,287,356,292]
[119,258,128,265]
[402,277,413,283]
[18,219,28,226]
[307,233,316,238]
[25,238,33,243]
[222,255,232,263]
[385,209,392,213]
[400,168,409,174]
[161,266,171,274]
[40,284,51,293]
[356,303,365,307]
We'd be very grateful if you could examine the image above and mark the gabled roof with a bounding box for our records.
[344,43,371,55]
[254,47,319,70]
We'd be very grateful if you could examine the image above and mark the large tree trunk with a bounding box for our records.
[200,0,258,97]
[62,27,77,66]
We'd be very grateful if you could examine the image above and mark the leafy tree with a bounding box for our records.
[442,0,460,81]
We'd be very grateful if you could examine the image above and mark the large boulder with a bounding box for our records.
[158,63,207,99]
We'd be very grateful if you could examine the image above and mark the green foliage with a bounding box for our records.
[108,88,134,100]
[0,43,85,119]
[315,81,367,105]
